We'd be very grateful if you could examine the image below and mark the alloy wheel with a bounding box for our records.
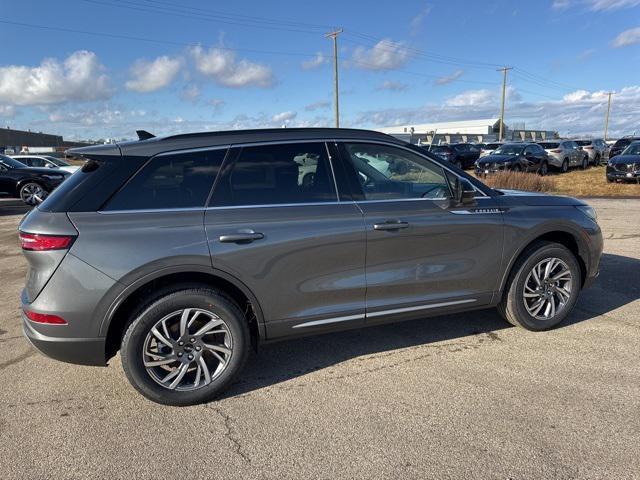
[142,308,233,391]
[523,257,573,321]
[20,183,46,205]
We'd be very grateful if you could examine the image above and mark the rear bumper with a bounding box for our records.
[22,314,107,366]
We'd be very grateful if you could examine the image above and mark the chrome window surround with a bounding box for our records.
[98,138,489,213]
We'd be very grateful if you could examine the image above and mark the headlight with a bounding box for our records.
[576,205,597,222]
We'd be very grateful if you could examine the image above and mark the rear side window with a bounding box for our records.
[211,142,337,207]
[104,149,226,211]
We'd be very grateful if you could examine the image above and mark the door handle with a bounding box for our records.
[219,230,264,243]
[373,221,409,231]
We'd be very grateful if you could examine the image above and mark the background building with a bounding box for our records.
[0,127,92,155]
[378,118,558,144]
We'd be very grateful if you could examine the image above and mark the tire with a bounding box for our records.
[19,182,47,205]
[454,160,463,169]
[539,161,548,176]
[561,159,569,173]
[594,154,601,166]
[512,165,522,173]
[606,177,614,183]
[581,157,588,170]
[498,241,581,331]
[121,286,250,406]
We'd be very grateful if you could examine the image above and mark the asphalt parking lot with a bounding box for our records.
[0,197,639,479]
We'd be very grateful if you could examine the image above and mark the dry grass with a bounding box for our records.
[479,171,555,192]
[473,165,640,198]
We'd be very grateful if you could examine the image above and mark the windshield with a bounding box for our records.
[539,142,559,149]
[44,156,70,166]
[484,143,501,149]
[494,144,525,155]
[613,139,631,148]
[0,155,27,168]
[622,143,640,155]
[575,140,592,146]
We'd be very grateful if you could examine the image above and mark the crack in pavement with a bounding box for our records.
[207,405,251,464]
[0,347,36,371]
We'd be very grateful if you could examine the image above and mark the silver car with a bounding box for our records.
[539,140,589,172]
[574,139,608,166]
[480,142,502,158]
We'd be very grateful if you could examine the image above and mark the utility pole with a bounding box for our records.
[604,92,613,141]
[497,66,512,141]
[325,28,343,128]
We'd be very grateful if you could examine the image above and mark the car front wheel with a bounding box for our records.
[498,241,581,331]
[121,286,250,406]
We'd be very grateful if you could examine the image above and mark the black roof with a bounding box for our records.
[69,128,402,158]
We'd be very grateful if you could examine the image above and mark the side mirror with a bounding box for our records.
[454,178,477,206]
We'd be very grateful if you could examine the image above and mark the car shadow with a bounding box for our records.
[220,252,639,399]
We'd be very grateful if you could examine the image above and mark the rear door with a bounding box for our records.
[336,141,504,322]
[204,141,366,338]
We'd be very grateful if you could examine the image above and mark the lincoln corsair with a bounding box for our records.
[19,128,602,405]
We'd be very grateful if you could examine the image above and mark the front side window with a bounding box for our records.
[212,142,336,207]
[27,158,46,167]
[105,149,227,211]
[342,143,451,201]
[495,144,525,155]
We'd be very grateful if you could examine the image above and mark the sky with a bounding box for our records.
[0,0,639,140]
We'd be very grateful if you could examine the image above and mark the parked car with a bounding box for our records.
[475,143,550,175]
[574,139,608,166]
[10,154,80,174]
[538,140,588,172]
[480,142,502,158]
[427,143,479,169]
[19,128,602,405]
[0,154,69,205]
[606,141,640,183]
[609,136,640,160]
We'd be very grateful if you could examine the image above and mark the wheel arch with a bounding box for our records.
[498,229,588,296]
[103,266,266,362]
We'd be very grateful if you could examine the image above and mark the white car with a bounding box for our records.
[10,155,79,174]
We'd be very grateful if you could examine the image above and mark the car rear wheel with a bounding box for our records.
[594,154,601,166]
[498,241,581,331]
[19,182,47,205]
[539,161,548,176]
[121,286,250,406]
[581,157,588,170]
[561,159,569,173]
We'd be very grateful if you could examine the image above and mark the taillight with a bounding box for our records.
[23,308,67,325]
[584,146,593,150]
[551,149,562,153]
[19,232,75,251]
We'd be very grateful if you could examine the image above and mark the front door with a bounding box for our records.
[337,142,504,322]
[204,141,366,339]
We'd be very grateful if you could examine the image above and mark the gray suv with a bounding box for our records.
[19,128,603,406]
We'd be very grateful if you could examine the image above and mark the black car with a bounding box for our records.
[609,136,640,159]
[606,141,640,183]
[0,155,69,205]
[426,143,480,169]
[475,143,549,175]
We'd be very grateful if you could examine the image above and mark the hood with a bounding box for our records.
[478,153,520,163]
[608,154,640,164]
[496,189,585,207]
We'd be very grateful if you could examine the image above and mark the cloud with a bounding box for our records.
[433,69,465,86]
[190,45,274,88]
[208,98,225,113]
[553,0,640,10]
[0,51,111,106]
[0,105,16,118]
[351,39,411,70]
[577,48,596,61]
[180,84,201,103]
[378,80,409,91]
[353,85,640,138]
[305,100,330,111]
[611,27,640,47]
[444,89,495,107]
[125,55,182,93]
[271,111,297,124]
[410,5,432,35]
[301,52,327,70]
